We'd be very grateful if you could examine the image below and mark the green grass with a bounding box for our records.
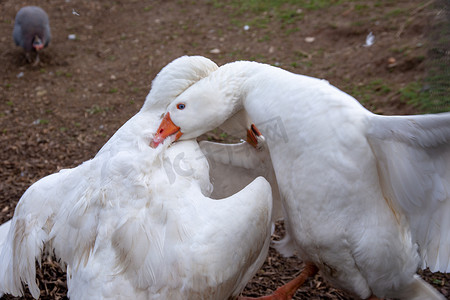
[385,8,406,18]
[347,79,392,104]
[214,0,341,12]
[354,4,369,11]
[400,79,449,113]
[208,0,449,113]
[211,0,334,28]
[86,104,110,115]
[258,34,271,42]
[406,1,450,113]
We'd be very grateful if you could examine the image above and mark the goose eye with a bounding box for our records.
[177,103,186,110]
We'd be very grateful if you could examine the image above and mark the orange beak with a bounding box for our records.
[150,112,183,148]
[246,124,262,148]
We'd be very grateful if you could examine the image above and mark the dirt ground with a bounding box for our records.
[0,0,449,299]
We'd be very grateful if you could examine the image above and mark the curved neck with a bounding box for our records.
[214,61,297,127]
[211,61,282,118]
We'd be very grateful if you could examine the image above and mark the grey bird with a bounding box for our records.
[13,6,51,65]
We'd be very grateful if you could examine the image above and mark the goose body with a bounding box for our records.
[153,58,450,299]
[0,56,273,299]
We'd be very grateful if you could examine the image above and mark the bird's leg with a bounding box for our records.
[33,53,40,66]
[238,263,318,300]
[25,52,32,63]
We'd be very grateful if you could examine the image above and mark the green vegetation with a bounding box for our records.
[215,0,336,12]
[400,79,449,113]
[406,1,450,113]
[347,79,391,104]
[86,104,110,115]
[385,8,406,18]
[212,0,310,28]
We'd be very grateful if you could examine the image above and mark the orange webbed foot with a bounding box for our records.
[238,263,318,300]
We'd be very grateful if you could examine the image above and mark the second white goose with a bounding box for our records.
[151,57,450,300]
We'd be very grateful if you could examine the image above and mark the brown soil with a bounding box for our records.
[0,0,448,299]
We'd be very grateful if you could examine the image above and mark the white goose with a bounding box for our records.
[0,56,274,300]
[151,58,450,299]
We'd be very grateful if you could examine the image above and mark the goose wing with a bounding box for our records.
[367,112,450,272]
[199,140,283,221]
[0,166,87,298]
[0,220,11,247]
[110,176,273,299]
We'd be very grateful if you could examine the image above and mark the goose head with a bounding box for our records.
[141,56,218,113]
[150,72,241,148]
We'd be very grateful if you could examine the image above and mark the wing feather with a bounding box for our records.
[199,140,284,221]
[367,112,450,272]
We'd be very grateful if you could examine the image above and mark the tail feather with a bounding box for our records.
[0,220,11,247]
[0,218,48,299]
[0,220,11,298]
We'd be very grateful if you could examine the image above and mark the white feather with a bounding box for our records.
[159,58,450,299]
[0,56,273,299]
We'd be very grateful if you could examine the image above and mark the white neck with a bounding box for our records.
[210,61,369,145]
[208,61,285,119]
[210,61,309,127]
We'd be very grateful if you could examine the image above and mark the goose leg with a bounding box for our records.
[239,263,318,300]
